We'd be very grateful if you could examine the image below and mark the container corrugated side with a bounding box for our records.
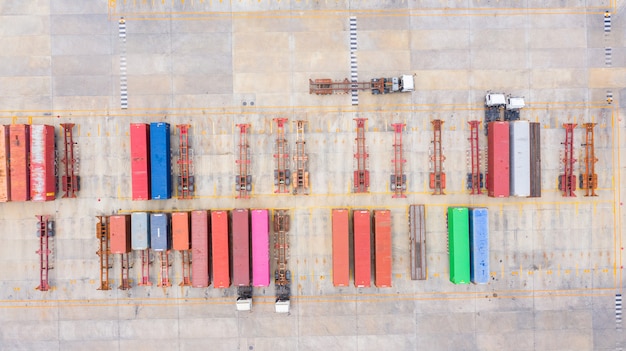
[469,208,489,284]
[172,212,190,250]
[131,212,150,250]
[110,215,131,254]
[191,210,209,287]
[211,210,230,288]
[130,123,150,200]
[409,205,427,280]
[30,125,55,201]
[150,213,170,251]
[149,122,171,200]
[9,124,30,201]
[487,122,509,197]
[529,122,541,198]
[509,121,530,197]
[251,209,269,287]
[232,208,250,286]
[332,208,350,287]
[0,125,9,202]
[353,209,371,288]
[448,207,470,284]
[374,210,392,288]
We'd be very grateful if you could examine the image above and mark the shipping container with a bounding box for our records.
[130,124,150,200]
[529,122,541,198]
[131,212,150,250]
[332,208,350,287]
[211,210,230,288]
[469,208,489,284]
[251,209,270,287]
[409,205,427,280]
[509,121,530,197]
[149,122,171,199]
[374,210,392,288]
[0,125,9,202]
[110,215,131,254]
[9,124,30,201]
[172,212,190,250]
[232,208,250,287]
[487,122,509,198]
[30,125,55,201]
[447,207,470,284]
[191,210,209,287]
[150,213,170,251]
[353,209,371,288]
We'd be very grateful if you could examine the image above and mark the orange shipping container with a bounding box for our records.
[374,210,392,288]
[172,212,190,250]
[211,210,230,288]
[9,124,30,201]
[110,215,131,254]
[353,209,371,288]
[332,209,350,287]
[0,125,9,202]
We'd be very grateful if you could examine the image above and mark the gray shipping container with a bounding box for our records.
[150,213,170,251]
[131,212,150,250]
[509,121,530,197]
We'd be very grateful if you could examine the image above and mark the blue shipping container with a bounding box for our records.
[150,122,171,199]
[131,212,150,250]
[469,208,489,284]
[150,213,170,251]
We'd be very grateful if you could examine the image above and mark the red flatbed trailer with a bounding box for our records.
[211,210,230,288]
[332,209,350,287]
[374,210,392,287]
[353,209,371,287]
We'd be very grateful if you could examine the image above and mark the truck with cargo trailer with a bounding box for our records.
[309,74,415,95]
[273,210,291,313]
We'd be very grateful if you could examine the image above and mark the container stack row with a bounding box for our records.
[487,121,541,198]
[332,208,392,288]
[447,207,489,285]
[0,124,56,202]
[130,122,172,201]
[111,209,271,288]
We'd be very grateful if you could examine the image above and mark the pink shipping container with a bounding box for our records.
[232,208,250,287]
[191,210,209,288]
[211,210,230,288]
[130,123,150,200]
[30,125,56,201]
[9,124,30,201]
[110,215,131,254]
[0,125,9,202]
[251,209,269,287]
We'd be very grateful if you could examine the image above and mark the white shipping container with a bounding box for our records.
[509,121,530,197]
[131,212,150,250]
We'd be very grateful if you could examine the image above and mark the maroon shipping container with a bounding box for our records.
[191,210,209,288]
[353,209,371,288]
[9,124,30,201]
[110,215,131,254]
[232,209,250,286]
[212,210,230,288]
[30,125,56,201]
[172,212,190,251]
[488,122,510,197]
[130,123,150,200]
[0,125,9,202]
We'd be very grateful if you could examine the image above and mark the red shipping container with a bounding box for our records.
[130,123,150,200]
[332,209,350,287]
[353,209,371,287]
[374,210,392,287]
[30,125,56,201]
[191,210,209,287]
[110,215,131,254]
[211,210,230,288]
[0,125,9,202]
[172,212,190,250]
[488,122,510,197]
[9,124,30,201]
[232,209,250,286]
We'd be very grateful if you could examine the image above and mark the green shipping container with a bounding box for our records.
[448,207,470,284]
